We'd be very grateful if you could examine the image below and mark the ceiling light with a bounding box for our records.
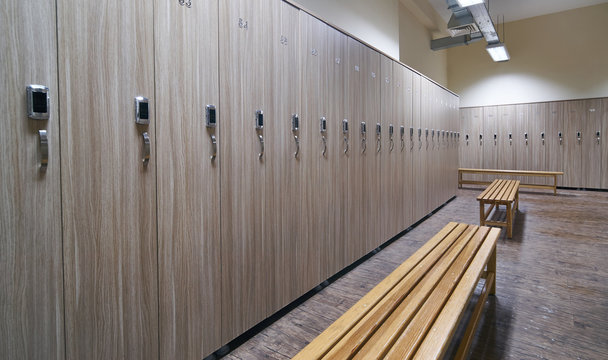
[456,0,485,7]
[486,42,510,62]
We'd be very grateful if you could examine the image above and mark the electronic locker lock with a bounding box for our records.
[400,126,405,151]
[524,132,528,145]
[360,122,367,154]
[425,128,429,139]
[597,131,601,144]
[376,123,382,153]
[292,114,300,158]
[389,124,394,151]
[431,129,435,140]
[479,133,483,146]
[134,96,151,167]
[343,119,349,154]
[256,110,264,159]
[206,105,217,161]
[27,85,51,171]
[320,117,327,157]
[577,131,581,144]
[558,131,563,145]
[541,132,545,145]
[465,134,469,145]
[410,127,414,150]
[509,133,512,146]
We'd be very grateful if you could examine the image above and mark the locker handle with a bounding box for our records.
[400,126,405,151]
[321,135,327,157]
[389,137,394,152]
[294,135,300,158]
[524,132,528,146]
[210,134,217,161]
[344,135,349,154]
[509,133,512,146]
[494,133,497,146]
[362,137,366,154]
[142,131,150,166]
[597,131,601,144]
[258,134,264,159]
[577,131,581,144]
[465,133,469,145]
[558,132,562,145]
[541,132,545,145]
[479,133,483,146]
[38,129,48,171]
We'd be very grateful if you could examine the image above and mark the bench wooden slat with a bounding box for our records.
[492,179,511,202]
[345,225,482,359]
[481,179,505,201]
[383,226,491,360]
[497,180,514,202]
[412,227,501,360]
[322,224,476,359]
[506,180,520,202]
[291,222,463,360]
[476,179,498,200]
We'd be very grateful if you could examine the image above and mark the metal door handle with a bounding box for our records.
[361,137,366,154]
[524,132,528,145]
[541,132,545,145]
[577,131,581,144]
[597,131,601,144]
[558,132,562,145]
[389,138,394,152]
[479,134,483,146]
[294,135,300,158]
[401,137,405,151]
[322,136,327,157]
[344,136,349,154]
[38,129,48,171]
[258,134,264,159]
[142,131,151,166]
[377,138,381,153]
[210,134,217,160]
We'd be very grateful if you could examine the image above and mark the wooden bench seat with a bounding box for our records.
[293,222,500,360]
[458,168,563,194]
[477,179,519,238]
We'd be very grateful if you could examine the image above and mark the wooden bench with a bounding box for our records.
[458,168,563,195]
[477,179,519,238]
[293,222,500,360]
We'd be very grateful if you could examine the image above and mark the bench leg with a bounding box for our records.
[488,246,496,295]
[554,175,557,195]
[479,201,485,226]
[506,202,512,238]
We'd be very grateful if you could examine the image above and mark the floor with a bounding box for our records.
[221,188,608,359]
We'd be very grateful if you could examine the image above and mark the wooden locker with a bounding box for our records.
[514,104,530,183]
[154,1,221,358]
[327,26,349,275]
[219,0,278,341]
[452,95,461,192]
[362,46,381,252]
[412,73,426,222]
[427,83,437,210]
[58,0,158,358]
[563,100,585,187]
[483,106,498,181]
[528,103,548,185]
[0,1,64,358]
[546,102,565,186]
[394,63,409,232]
[380,56,395,242]
[421,77,432,216]
[582,99,602,189]
[403,68,415,230]
[497,105,517,172]
[300,12,330,283]
[459,107,483,181]
[602,98,608,189]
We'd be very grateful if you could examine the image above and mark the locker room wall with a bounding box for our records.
[459,98,607,190]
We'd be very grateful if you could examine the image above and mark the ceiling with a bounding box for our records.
[427,0,608,24]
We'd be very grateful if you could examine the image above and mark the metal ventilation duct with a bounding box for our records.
[431,0,500,50]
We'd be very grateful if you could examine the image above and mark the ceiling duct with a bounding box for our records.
[432,0,500,51]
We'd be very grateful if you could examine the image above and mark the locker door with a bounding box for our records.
[546,102,564,186]
[219,0,278,341]
[404,68,415,230]
[412,74,426,222]
[528,103,548,185]
[327,27,349,274]
[273,4,304,308]
[563,100,585,187]
[582,99,602,189]
[155,1,221,358]
[300,12,330,282]
[394,63,408,232]
[362,46,381,252]
[497,105,517,172]
[460,107,483,181]
[380,55,395,242]
[514,104,529,183]
[483,106,498,182]
[602,98,608,189]
[0,1,64,358]
[58,0,158,358]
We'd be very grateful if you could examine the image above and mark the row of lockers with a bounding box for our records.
[459,98,608,189]
[0,0,458,359]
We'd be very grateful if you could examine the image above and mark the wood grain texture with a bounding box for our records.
[0,1,64,358]
[563,100,585,187]
[403,67,415,229]
[459,107,483,182]
[581,99,602,189]
[602,98,608,188]
[219,0,278,342]
[546,102,564,186]
[482,106,498,181]
[412,73,426,222]
[496,105,517,172]
[514,104,529,184]
[380,55,394,243]
[528,103,547,185]
[57,0,158,358]
[154,0,221,358]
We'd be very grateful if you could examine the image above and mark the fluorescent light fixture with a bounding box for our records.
[456,0,484,7]
[486,42,510,62]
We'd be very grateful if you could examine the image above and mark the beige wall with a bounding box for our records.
[399,2,448,86]
[448,3,608,107]
[294,0,400,59]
